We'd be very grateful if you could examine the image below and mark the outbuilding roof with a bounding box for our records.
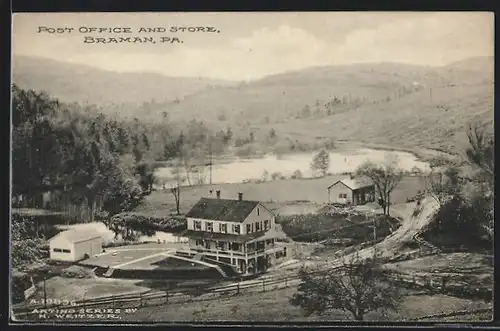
[49,228,102,244]
[328,177,374,191]
[185,198,270,223]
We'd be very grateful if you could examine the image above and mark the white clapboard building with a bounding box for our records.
[49,228,102,262]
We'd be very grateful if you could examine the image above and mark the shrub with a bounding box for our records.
[271,172,283,180]
[291,169,303,179]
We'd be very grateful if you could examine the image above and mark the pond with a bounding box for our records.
[154,148,430,187]
[56,222,188,245]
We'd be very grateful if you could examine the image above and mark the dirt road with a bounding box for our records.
[238,197,440,286]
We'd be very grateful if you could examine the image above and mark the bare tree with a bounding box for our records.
[290,250,401,320]
[170,157,182,215]
[171,185,181,215]
[355,155,403,216]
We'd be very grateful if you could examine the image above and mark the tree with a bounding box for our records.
[291,169,303,179]
[290,250,401,320]
[465,122,494,191]
[355,155,403,216]
[425,166,462,207]
[171,186,181,215]
[311,149,330,177]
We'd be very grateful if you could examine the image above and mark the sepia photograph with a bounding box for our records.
[10,11,494,324]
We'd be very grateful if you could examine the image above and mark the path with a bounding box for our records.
[231,197,440,288]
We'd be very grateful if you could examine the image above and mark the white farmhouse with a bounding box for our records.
[49,228,103,262]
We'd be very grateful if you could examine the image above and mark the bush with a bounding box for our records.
[271,172,283,180]
[422,196,492,252]
[105,213,187,240]
[291,169,303,179]
[11,272,33,304]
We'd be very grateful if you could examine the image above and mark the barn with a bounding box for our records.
[327,176,376,205]
[49,228,103,262]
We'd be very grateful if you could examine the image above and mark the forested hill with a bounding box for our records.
[11,84,237,220]
[12,55,236,108]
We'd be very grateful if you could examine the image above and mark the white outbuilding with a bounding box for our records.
[49,228,103,262]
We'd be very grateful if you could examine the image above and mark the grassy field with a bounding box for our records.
[80,248,171,269]
[384,253,493,291]
[120,285,491,322]
[135,175,427,216]
[29,276,149,301]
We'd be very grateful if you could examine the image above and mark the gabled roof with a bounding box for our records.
[49,228,102,244]
[185,198,265,223]
[328,177,374,191]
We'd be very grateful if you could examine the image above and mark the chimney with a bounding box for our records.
[238,192,243,201]
[216,190,221,199]
[349,173,355,180]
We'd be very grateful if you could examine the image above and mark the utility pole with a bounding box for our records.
[43,275,47,309]
[205,141,213,184]
[372,212,377,241]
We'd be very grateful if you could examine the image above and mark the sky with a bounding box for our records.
[12,12,494,81]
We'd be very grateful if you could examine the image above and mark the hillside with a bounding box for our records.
[12,55,236,107]
[12,56,494,153]
[268,83,493,154]
[157,58,493,123]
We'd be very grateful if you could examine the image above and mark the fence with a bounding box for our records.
[12,273,302,320]
[12,265,492,320]
[409,307,493,321]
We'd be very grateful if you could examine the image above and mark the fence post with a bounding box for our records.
[285,276,288,288]
[237,281,240,295]
[441,276,447,293]
[139,293,143,308]
[412,275,416,288]
[166,289,169,303]
[262,278,266,293]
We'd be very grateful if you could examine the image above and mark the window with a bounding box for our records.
[194,220,202,230]
[53,248,62,253]
[257,208,260,216]
[217,241,226,250]
[233,224,240,234]
[204,240,211,249]
[195,240,203,246]
[246,224,252,233]
[231,243,240,251]
[264,220,269,230]
[255,222,261,232]
[339,193,348,199]
[62,249,71,253]
[206,222,213,232]
[220,223,227,233]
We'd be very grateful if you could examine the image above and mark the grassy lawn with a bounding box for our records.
[80,248,170,268]
[120,285,491,322]
[29,276,149,301]
[151,256,211,271]
[135,175,427,216]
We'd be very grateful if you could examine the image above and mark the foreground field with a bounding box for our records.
[28,276,149,301]
[135,175,427,216]
[120,285,491,322]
